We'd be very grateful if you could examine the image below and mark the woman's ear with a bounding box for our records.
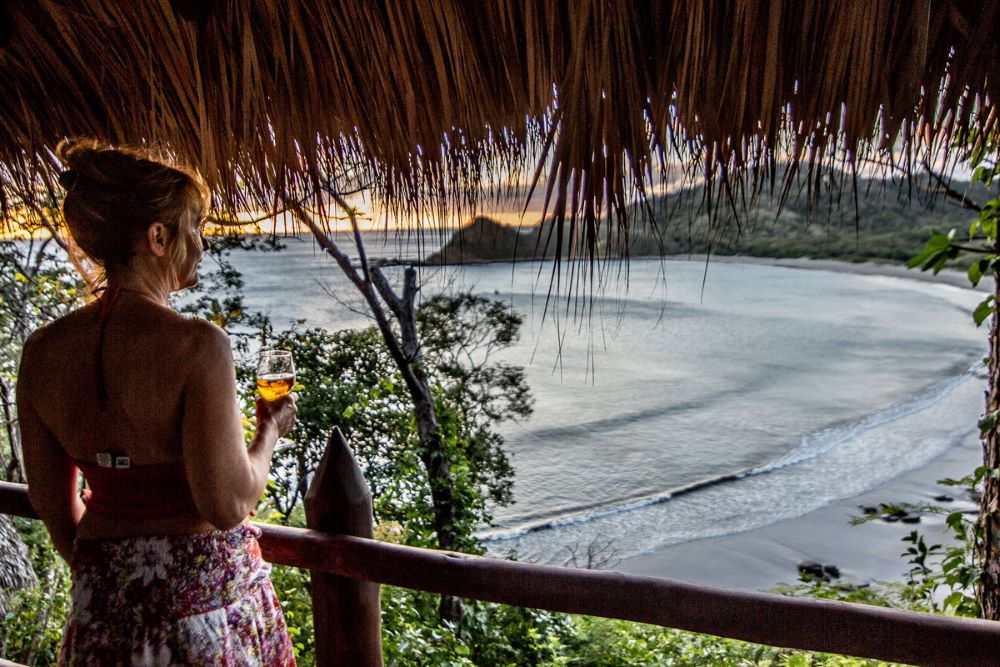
[146,222,169,257]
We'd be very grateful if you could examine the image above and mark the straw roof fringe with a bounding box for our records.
[0,1,997,253]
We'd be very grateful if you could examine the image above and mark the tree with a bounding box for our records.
[0,235,83,482]
[909,137,1000,618]
[259,292,532,553]
[287,195,487,622]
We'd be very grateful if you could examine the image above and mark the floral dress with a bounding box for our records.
[60,524,296,666]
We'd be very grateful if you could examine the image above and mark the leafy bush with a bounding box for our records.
[257,292,531,556]
[1,519,71,665]
[554,616,900,667]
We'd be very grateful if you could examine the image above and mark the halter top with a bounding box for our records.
[76,459,198,519]
[78,285,199,520]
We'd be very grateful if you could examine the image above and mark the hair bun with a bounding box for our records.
[58,169,80,191]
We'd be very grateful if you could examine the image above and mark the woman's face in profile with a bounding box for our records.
[173,213,208,291]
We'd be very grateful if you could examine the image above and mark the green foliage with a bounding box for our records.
[906,229,962,274]
[773,577,922,612]
[269,564,315,664]
[934,471,986,617]
[258,292,531,554]
[900,529,943,593]
[382,590,907,667]
[908,146,998,327]
[1,519,71,665]
[0,237,85,482]
[253,505,318,664]
[434,174,986,269]
[0,237,80,663]
[452,600,573,666]
[537,615,900,667]
[670,185,978,267]
[905,137,997,619]
[839,470,983,618]
[381,587,477,666]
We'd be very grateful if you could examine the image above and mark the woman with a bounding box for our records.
[16,139,298,665]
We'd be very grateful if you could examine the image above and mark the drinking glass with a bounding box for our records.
[256,349,296,452]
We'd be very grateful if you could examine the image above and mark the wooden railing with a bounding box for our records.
[3,429,1000,666]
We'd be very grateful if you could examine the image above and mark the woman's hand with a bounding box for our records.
[256,392,298,438]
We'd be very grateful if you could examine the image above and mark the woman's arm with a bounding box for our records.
[17,335,85,562]
[181,321,296,529]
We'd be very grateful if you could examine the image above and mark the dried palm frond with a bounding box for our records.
[0,1,995,262]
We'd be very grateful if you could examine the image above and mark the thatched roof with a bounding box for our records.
[1,1,997,246]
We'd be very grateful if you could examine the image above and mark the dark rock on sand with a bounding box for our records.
[798,561,841,581]
[882,509,908,523]
[934,494,954,502]
[797,561,825,579]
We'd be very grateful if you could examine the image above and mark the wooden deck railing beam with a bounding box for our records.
[3,480,999,666]
[0,481,36,519]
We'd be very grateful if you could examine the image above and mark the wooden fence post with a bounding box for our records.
[304,427,384,666]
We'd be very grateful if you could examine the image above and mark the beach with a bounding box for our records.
[616,256,986,592]
[617,427,981,591]
[670,254,993,293]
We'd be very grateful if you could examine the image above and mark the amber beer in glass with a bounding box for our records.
[256,349,296,450]
[257,373,294,401]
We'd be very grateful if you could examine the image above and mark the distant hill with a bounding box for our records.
[427,177,988,266]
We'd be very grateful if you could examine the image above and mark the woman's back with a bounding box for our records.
[23,292,222,539]
[30,295,191,462]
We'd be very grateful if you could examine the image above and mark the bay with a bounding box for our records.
[227,236,985,563]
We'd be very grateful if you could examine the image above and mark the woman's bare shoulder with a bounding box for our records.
[23,302,230,366]
[176,316,233,357]
[17,306,97,395]
[117,305,233,366]
[22,303,97,353]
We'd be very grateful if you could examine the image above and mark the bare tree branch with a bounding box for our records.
[287,205,424,401]
[0,376,22,482]
[290,196,464,621]
[369,267,406,322]
[926,165,983,213]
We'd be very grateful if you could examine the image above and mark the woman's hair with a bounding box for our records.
[56,138,211,277]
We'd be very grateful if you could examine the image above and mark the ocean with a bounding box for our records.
[225,234,986,565]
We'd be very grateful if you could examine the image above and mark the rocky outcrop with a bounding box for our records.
[426,216,547,264]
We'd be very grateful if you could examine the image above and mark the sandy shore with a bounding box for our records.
[667,254,992,293]
[617,430,980,591]
[616,256,986,591]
